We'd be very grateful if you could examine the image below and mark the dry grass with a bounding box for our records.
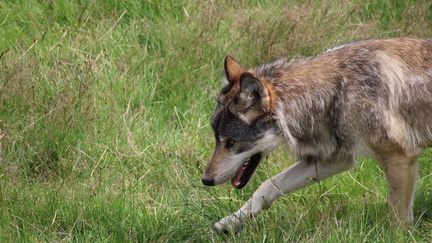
[1,0,432,241]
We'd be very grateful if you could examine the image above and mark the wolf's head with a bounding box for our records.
[202,56,282,189]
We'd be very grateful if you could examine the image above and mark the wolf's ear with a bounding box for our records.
[238,72,271,112]
[224,56,245,84]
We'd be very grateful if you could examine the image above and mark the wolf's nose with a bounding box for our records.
[201,176,215,186]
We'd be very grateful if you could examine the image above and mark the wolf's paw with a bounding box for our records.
[214,215,242,234]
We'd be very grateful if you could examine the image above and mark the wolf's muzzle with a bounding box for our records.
[201,176,215,186]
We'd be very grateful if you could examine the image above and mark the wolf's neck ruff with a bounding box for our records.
[255,57,340,161]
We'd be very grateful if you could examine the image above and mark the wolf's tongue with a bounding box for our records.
[231,162,246,187]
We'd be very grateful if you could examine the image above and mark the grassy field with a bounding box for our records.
[2,0,432,241]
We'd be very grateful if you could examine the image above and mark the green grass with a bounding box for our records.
[1,0,432,241]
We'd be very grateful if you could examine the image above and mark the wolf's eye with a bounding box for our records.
[225,139,235,148]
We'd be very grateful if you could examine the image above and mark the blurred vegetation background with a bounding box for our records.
[1,0,432,241]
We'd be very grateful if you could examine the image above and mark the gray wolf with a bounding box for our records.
[201,38,432,233]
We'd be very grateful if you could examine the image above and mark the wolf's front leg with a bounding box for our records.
[214,155,355,234]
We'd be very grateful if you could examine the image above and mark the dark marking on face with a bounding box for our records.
[217,110,270,141]
[211,101,223,142]
[235,141,256,154]
[210,102,277,154]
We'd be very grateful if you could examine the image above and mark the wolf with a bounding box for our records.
[201,38,432,233]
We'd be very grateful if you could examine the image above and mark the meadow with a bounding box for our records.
[1,0,432,241]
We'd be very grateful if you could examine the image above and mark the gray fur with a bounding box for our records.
[204,39,432,232]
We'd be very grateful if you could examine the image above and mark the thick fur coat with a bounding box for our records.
[202,38,432,233]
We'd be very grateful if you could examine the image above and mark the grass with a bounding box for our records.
[1,0,432,241]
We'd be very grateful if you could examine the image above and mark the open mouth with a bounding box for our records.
[231,153,262,189]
